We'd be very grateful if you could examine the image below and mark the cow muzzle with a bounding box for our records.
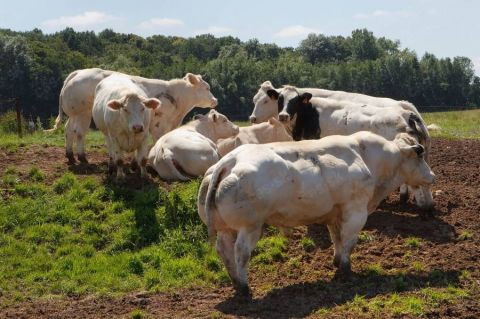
[279,112,290,123]
[211,98,218,108]
[132,125,144,134]
[249,116,257,124]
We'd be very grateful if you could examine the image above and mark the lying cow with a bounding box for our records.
[148,110,239,181]
[92,74,160,179]
[46,68,217,164]
[275,86,433,209]
[198,131,435,296]
[217,117,292,157]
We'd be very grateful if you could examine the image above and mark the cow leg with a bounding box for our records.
[399,184,409,203]
[135,140,149,178]
[111,141,125,179]
[337,205,368,274]
[216,230,240,287]
[76,113,91,163]
[234,226,262,297]
[64,118,76,164]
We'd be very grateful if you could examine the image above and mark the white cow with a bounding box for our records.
[148,110,239,181]
[276,86,433,209]
[250,81,422,124]
[217,117,293,157]
[92,74,161,179]
[46,68,218,164]
[197,132,435,296]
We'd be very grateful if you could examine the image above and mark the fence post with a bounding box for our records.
[15,98,22,138]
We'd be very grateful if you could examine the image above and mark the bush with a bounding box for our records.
[0,110,28,134]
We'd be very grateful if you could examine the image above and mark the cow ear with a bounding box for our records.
[185,73,199,85]
[107,99,122,110]
[208,110,218,122]
[192,114,205,120]
[301,93,312,104]
[266,89,279,100]
[412,144,425,157]
[143,98,161,110]
[268,117,280,126]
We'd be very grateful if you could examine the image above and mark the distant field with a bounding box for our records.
[422,108,480,139]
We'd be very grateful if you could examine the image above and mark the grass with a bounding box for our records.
[422,108,480,139]
[0,172,226,307]
[405,237,422,248]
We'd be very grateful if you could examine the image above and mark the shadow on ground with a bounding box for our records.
[216,270,461,318]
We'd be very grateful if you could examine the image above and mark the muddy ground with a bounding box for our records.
[1,138,479,318]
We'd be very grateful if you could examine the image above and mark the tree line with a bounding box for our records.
[0,27,479,122]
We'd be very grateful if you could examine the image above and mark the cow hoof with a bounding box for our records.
[66,152,76,165]
[130,161,139,172]
[234,284,252,300]
[399,192,409,203]
[333,255,341,268]
[78,154,88,164]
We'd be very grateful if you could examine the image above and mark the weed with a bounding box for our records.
[300,236,315,252]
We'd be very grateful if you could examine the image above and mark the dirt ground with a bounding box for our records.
[1,138,479,318]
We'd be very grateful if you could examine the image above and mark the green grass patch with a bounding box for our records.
[252,235,288,265]
[405,237,422,248]
[422,109,480,139]
[0,129,106,151]
[457,230,474,241]
[0,173,225,306]
[300,236,315,252]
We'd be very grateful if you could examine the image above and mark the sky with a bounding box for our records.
[1,0,479,75]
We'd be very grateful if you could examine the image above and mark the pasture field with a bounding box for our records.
[0,110,479,318]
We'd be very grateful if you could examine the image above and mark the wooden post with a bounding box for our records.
[15,98,22,138]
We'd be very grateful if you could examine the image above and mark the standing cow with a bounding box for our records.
[46,68,217,164]
[274,86,433,209]
[92,74,161,179]
[148,110,239,181]
[197,132,435,296]
[217,117,293,157]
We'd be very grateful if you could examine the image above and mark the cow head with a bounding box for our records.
[250,81,281,124]
[107,94,160,134]
[206,109,239,140]
[396,136,435,188]
[277,86,312,123]
[184,73,218,108]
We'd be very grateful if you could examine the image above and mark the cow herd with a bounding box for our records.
[47,68,436,297]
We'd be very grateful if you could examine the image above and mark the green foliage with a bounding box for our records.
[300,236,315,252]
[0,110,27,134]
[0,27,479,123]
[28,166,44,182]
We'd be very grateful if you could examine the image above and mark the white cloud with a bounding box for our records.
[194,26,232,36]
[42,11,116,30]
[354,9,412,19]
[274,25,320,38]
[139,18,184,29]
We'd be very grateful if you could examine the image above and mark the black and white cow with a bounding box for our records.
[273,85,434,210]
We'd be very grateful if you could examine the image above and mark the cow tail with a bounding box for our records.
[162,148,191,181]
[205,163,226,245]
[45,70,78,132]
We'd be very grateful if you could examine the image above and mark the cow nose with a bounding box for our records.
[249,116,257,124]
[132,125,144,133]
[211,98,218,107]
[279,113,290,122]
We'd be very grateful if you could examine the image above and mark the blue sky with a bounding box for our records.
[1,0,479,74]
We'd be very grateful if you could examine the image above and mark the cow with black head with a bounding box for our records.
[274,85,435,210]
